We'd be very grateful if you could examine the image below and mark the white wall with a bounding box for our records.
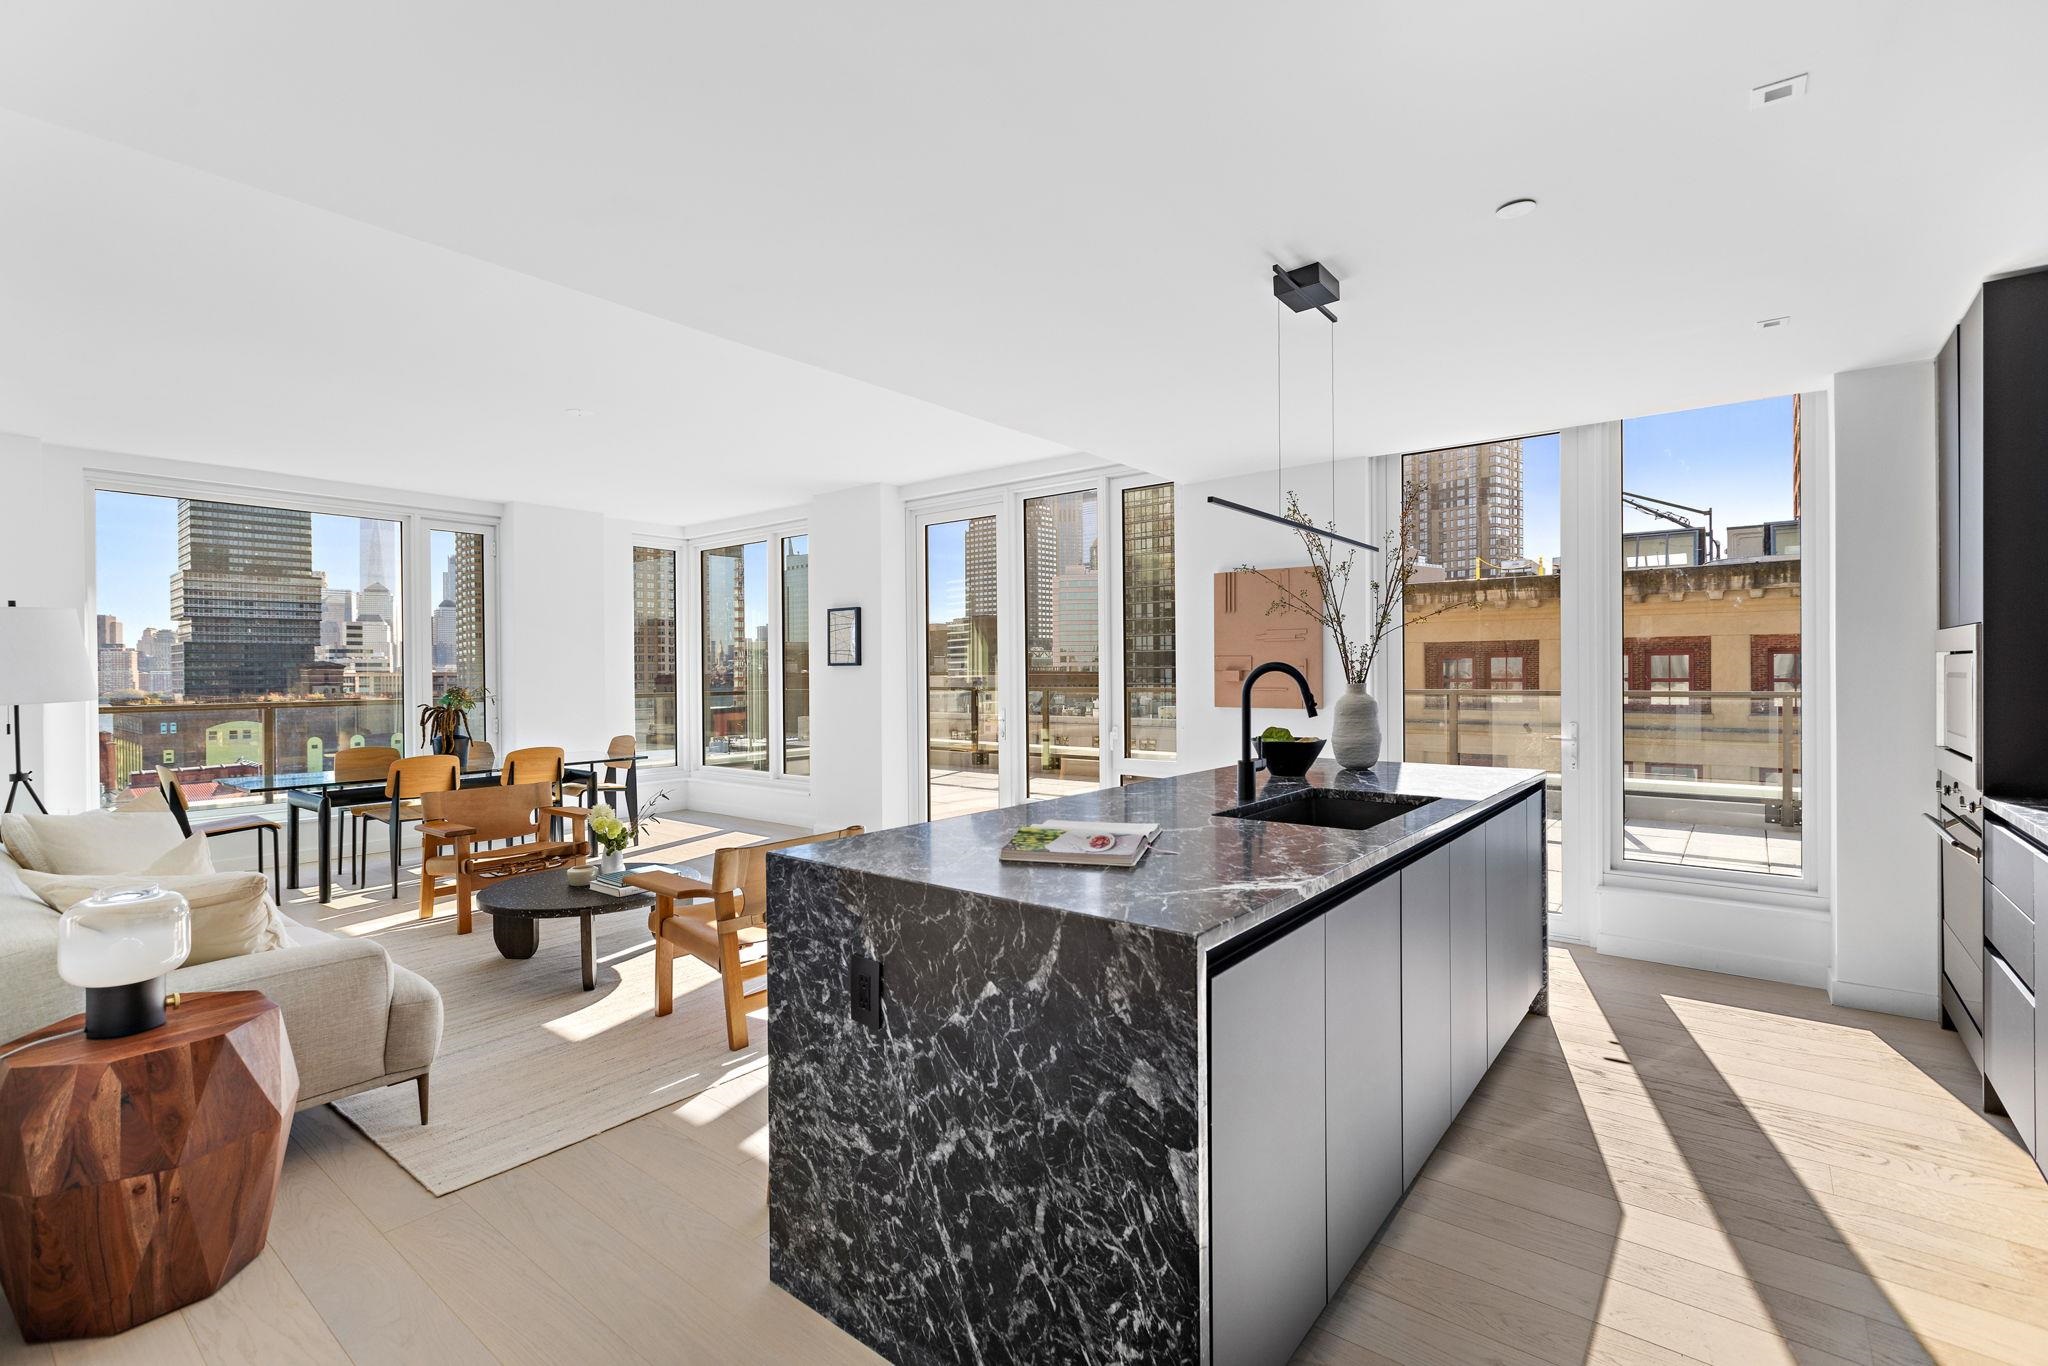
[496,502,617,757]
[1172,459,1381,771]
[1827,362,1939,1017]
[0,434,95,813]
[806,483,911,833]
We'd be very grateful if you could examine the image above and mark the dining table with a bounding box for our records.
[226,749,645,905]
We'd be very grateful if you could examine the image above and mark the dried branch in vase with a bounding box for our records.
[1235,482,1469,688]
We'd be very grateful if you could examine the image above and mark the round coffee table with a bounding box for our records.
[476,867,655,991]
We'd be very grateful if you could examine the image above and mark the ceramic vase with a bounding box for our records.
[1331,682,1382,770]
[599,849,626,876]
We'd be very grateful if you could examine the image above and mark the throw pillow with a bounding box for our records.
[22,871,290,967]
[145,833,214,877]
[0,809,193,875]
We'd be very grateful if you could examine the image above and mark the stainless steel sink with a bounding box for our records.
[1219,789,1438,832]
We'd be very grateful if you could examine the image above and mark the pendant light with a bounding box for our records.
[1207,261,1380,553]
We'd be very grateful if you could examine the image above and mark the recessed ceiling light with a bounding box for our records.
[1494,198,1539,220]
[563,407,595,418]
[1757,316,1791,330]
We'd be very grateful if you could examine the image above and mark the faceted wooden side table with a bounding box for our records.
[0,990,298,1342]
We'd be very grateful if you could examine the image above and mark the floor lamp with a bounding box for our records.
[0,603,94,814]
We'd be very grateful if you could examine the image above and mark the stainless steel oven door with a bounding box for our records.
[1932,810,1985,1028]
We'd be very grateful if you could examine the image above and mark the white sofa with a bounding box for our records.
[0,812,441,1119]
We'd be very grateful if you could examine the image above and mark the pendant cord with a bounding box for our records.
[1329,315,1337,522]
[1261,301,1277,509]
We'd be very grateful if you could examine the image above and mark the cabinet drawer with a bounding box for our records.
[1946,922,1984,1029]
[1986,951,2036,1155]
[1988,882,2036,992]
[1986,822,2040,919]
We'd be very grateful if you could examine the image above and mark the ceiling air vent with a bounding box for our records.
[1749,73,1809,108]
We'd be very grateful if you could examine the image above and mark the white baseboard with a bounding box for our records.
[1592,929,1830,990]
[1827,975,1940,1020]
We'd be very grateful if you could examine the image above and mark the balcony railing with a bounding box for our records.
[1403,687,1801,827]
[98,696,407,811]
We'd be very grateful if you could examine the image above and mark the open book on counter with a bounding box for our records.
[998,821,1161,869]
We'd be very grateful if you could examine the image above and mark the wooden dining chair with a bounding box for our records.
[499,746,566,798]
[562,734,638,837]
[357,754,459,899]
[466,739,497,772]
[154,767,282,903]
[333,746,401,885]
[417,782,591,932]
[627,825,863,1049]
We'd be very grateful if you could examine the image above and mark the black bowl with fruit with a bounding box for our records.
[1254,726,1325,778]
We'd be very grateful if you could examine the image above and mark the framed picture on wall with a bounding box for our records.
[827,606,862,666]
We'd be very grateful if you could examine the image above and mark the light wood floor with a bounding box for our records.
[6,928,2044,1362]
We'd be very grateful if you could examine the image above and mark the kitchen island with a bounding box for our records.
[766,760,1547,1366]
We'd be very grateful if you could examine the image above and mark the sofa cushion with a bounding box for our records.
[145,833,215,876]
[21,871,290,966]
[0,810,197,875]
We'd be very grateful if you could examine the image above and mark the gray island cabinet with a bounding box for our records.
[768,761,1546,1366]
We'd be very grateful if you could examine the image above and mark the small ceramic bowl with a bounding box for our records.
[1255,737,1326,778]
[566,865,597,889]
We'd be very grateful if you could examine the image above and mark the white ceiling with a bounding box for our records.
[3,1,2046,520]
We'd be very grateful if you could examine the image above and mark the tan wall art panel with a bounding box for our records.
[1213,567,1323,708]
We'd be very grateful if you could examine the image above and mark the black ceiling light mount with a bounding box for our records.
[1209,260,1381,553]
[1272,261,1339,321]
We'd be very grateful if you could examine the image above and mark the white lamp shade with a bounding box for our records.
[0,606,95,703]
[57,884,191,988]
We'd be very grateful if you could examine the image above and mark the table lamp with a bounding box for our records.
[0,602,95,815]
[57,884,192,1038]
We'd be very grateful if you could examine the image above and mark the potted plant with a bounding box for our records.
[1239,482,1465,770]
[417,685,490,767]
[589,803,632,875]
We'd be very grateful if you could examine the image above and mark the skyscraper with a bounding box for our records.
[1404,441,1525,580]
[170,499,324,698]
[449,532,487,698]
[359,520,396,602]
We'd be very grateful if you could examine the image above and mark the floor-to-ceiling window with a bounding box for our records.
[1618,395,1802,877]
[701,540,770,772]
[1024,489,1100,799]
[924,514,1001,818]
[94,488,414,810]
[1121,482,1176,763]
[632,546,678,764]
[782,534,810,776]
[1401,435,1564,915]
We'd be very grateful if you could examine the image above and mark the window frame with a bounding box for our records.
[85,469,500,809]
[628,541,682,767]
[683,516,811,788]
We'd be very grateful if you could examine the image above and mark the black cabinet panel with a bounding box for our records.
[1211,917,1327,1366]
[1959,291,1985,625]
[1937,327,1961,628]
[1448,831,1489,1111]
[1400,848,1452,1188]
[1325,877,1402,1299]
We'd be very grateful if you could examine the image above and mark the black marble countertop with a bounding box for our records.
[1986,797,2048,850]
[777,760,1544,950]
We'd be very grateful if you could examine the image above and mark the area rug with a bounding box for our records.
[327,894,768,1195]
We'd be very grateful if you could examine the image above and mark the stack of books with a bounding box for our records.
[590,867,639,898]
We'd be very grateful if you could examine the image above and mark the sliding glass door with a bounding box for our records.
[922,509,1003,819]
[914,476,1168,819]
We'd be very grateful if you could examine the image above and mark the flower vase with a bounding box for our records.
[1330,682,1382,770]
[599,850,625,876]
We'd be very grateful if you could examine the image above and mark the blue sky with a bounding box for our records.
[95,490,392,637]
[1508,394,1795,562]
